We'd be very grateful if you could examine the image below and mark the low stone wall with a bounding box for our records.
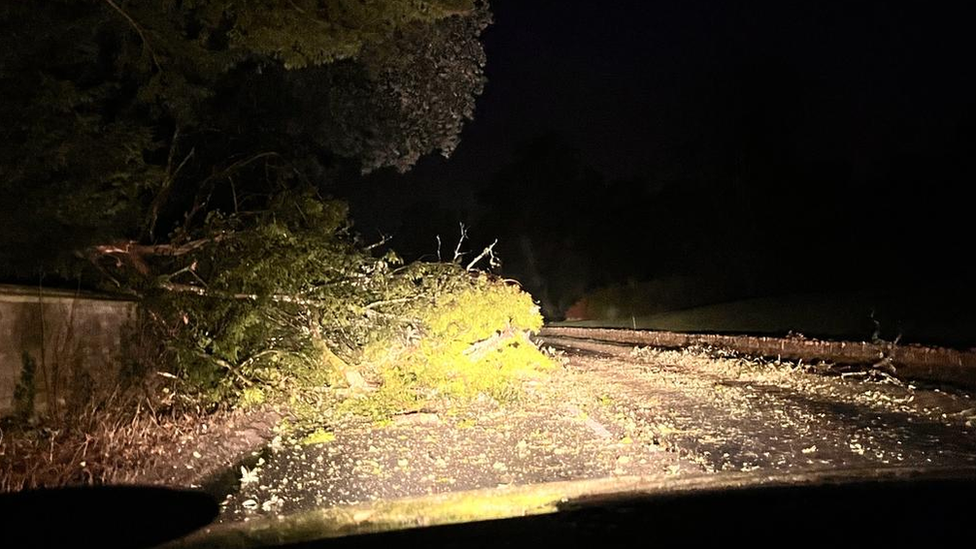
[0,285,136,416]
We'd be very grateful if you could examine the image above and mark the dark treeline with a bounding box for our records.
[340,1,976,324]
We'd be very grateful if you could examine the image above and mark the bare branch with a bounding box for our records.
[165,127,180,175]
[171,147,195,180]
[452,222,468,264]
[159,283,268,302]
[436,235,442,262]
[181,189,213,234]
[76,249,126,288]
[465,238,499,271]
[162,260,209,289]
[363,296,422,311]
[195,351,253,387]
[364,233,392,252]
[238,349,303,371]
[157,282,346,307]
[102,0,161,72]
[91,234,230,259]
[363,309,421,323]
[148,143,195,240]
[85,234,232,279]
[463,328,532,362]
[230,176,239,214]
[182,152,280,230]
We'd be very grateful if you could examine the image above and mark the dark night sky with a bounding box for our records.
[339,0,976,323]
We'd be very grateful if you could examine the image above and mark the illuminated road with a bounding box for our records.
[217,338,976,522]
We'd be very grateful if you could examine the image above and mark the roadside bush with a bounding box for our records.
[12,352,36,423]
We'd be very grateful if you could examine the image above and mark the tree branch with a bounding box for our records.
[363,296,422,311]
[181,152,281,231]
[199,152,281,189]
[85,234,232,278]
[91,234,230,259]
[452,222,468,263]
[195,351,253,387]
[364,233,391,252]
[465,238,499,271]
[148,138,195,240]
[102,0,161,72]
[158,282,336,306]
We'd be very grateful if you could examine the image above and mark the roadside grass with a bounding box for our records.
[0,393,194,491]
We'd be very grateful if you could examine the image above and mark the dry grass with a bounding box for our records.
[0,391,205,492]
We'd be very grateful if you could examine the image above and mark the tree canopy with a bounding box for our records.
[0,0,490,276]
[0,1,545,416]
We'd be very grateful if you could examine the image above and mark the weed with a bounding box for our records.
[12,352,36,423]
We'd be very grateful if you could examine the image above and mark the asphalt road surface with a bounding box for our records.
[217,339,976,522]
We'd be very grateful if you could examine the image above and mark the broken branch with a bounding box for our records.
[102,0,161,72]
[452,222,468,264]
[465,238,499,271]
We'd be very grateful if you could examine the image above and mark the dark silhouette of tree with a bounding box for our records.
[0,0,490,278]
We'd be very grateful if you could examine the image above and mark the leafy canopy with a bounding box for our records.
[0,1,554,418]
[0,0,489,275]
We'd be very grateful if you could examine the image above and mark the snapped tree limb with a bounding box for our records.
[465,238,499,271]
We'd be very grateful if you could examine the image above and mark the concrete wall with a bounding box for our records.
[0,285,136,416]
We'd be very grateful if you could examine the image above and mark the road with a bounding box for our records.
[216,335,976,523]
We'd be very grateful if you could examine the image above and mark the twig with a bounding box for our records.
[195,352,253,387]
[363,310,420,323]
[364,233,391,252]
[465,238,499,271]
[148,145,195,239]
[230,176,239,214]
[158,282,332,306]
[102,0,161,72]
[463,328,529,362]
[363,296,421,311]
[183,151,280,230]
[237,350,296,371]
[163,127,180,180]
[452,222,468,263]
[91,233,231,260]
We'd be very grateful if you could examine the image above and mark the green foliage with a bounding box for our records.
[0,1,491,276]
[317,5,491,171]
[128,188,552,417]
[420,283,544,342]
[185,0,476,69]
[353,274,553,417]
[300,428,336,446]
[0,1,534,421]
[0,3,163,274]
[238,386,266,408]
[126,185,371,405]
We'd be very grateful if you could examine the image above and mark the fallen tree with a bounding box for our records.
[75,179,551,415]
[0,3,554,489]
